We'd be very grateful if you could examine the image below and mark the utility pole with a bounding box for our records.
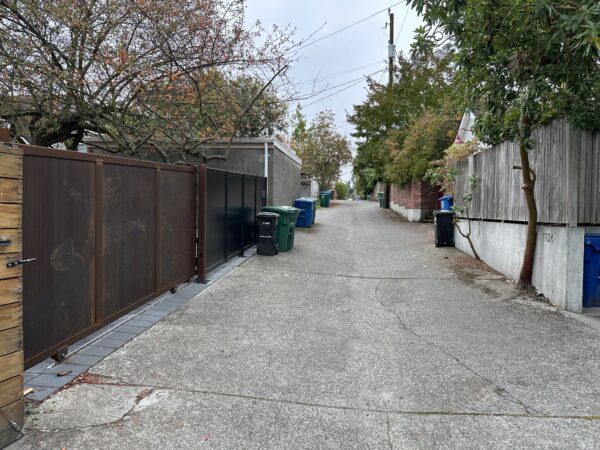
[388,9,395,88]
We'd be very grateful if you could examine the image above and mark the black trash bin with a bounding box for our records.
[434,210,454,247]
[257,212,279,255]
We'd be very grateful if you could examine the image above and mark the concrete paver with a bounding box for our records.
[11,201,600,449]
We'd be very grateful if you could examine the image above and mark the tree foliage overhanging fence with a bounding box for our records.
[453,119,600,226]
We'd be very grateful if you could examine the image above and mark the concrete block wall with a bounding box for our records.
[389,181,438,222]
[454,220,600,312]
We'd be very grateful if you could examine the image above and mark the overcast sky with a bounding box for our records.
[245,1,423,182]
[245,1,422,132]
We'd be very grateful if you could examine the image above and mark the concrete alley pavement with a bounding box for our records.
[12,200,600,449]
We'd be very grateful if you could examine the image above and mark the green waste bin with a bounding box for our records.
[378,192,384,208]
[319,192,330,208]
[261,205,300,251]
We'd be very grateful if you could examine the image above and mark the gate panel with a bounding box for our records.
[158,170,196,290]
[227,173,244,258]
[99,164,156,322]
[23,155,95,365]
[206,169,226,271]
[243,176,257,247]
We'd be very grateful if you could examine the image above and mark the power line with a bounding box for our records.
[302,75,374,108]
[295,61,383,87]
[290,1,404,54]
[395,6,410,44]
[296,69,385,98]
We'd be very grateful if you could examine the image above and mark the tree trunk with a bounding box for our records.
[517,140,538,288]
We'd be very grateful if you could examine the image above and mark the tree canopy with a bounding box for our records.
[348,46,458,194]
[293,110,352,191]
[407,0,600,286]
[0,0,294,158]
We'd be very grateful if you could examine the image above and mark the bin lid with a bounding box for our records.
[585,234,600,251]
[440,195,453,200]
[433,210,454,216]
[295,198,316,206]
[298,197,317,203]
[262,205,301,215]
[257,212,279,219]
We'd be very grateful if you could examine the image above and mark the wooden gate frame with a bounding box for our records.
[0,144,24,447]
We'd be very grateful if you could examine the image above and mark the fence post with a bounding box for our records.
[196,164,207,283]
[565,120,580,227]
[154,167,161,292]
[0,145,24,448]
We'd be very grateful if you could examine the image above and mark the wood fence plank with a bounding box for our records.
[0,375,22,407]
[0,254,21,280]
[0,179,22,204]
[0,278,21,306]
[0,150,23,180]
[0,204,21,229]
[0,303,22,332]
[0,398,24,448]
[0,351,22,383]
[0,327,21,357]
[0,229,21,255]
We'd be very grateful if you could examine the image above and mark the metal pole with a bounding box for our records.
[388,10,395,88]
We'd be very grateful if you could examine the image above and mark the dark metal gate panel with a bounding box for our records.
[226,173,244,259]
[23,155,95,365]
[158,170,196,291]
[206,169,226,271]
[99,164,157,322]
[243,176,257,247]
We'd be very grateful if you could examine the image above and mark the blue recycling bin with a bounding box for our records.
[440,195,454,211]
[583,234,600,308]
[294,198,317,228]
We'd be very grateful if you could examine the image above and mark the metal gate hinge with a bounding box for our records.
[6,258,36,268]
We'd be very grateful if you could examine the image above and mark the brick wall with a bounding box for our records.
[390,180,439,210]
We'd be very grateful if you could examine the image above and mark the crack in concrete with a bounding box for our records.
[369,290,544,417]
[69,378,600,423]
[386,414,394,450]
[29,387,156,433]
[240,267,459,281]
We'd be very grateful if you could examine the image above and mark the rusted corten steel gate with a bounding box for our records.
[21,145,266,368]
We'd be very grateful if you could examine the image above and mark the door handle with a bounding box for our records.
[6,258,36,268]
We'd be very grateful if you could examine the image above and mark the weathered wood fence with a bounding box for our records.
[0,144,24,447]
[454,119,600,226]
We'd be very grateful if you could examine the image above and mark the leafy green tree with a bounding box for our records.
[334,181,349,200]
[385,111,458,186]
[295,110,352,191]
[348,47,457,193]
[290,104,307,149]
[408,0,600,287]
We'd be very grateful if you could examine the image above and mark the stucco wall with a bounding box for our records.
[270,145,301,206]
[454,220,600,312]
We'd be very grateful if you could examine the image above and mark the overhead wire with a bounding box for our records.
[289,1,404,54]
[295,61,383,87]
[296,69,385,99]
